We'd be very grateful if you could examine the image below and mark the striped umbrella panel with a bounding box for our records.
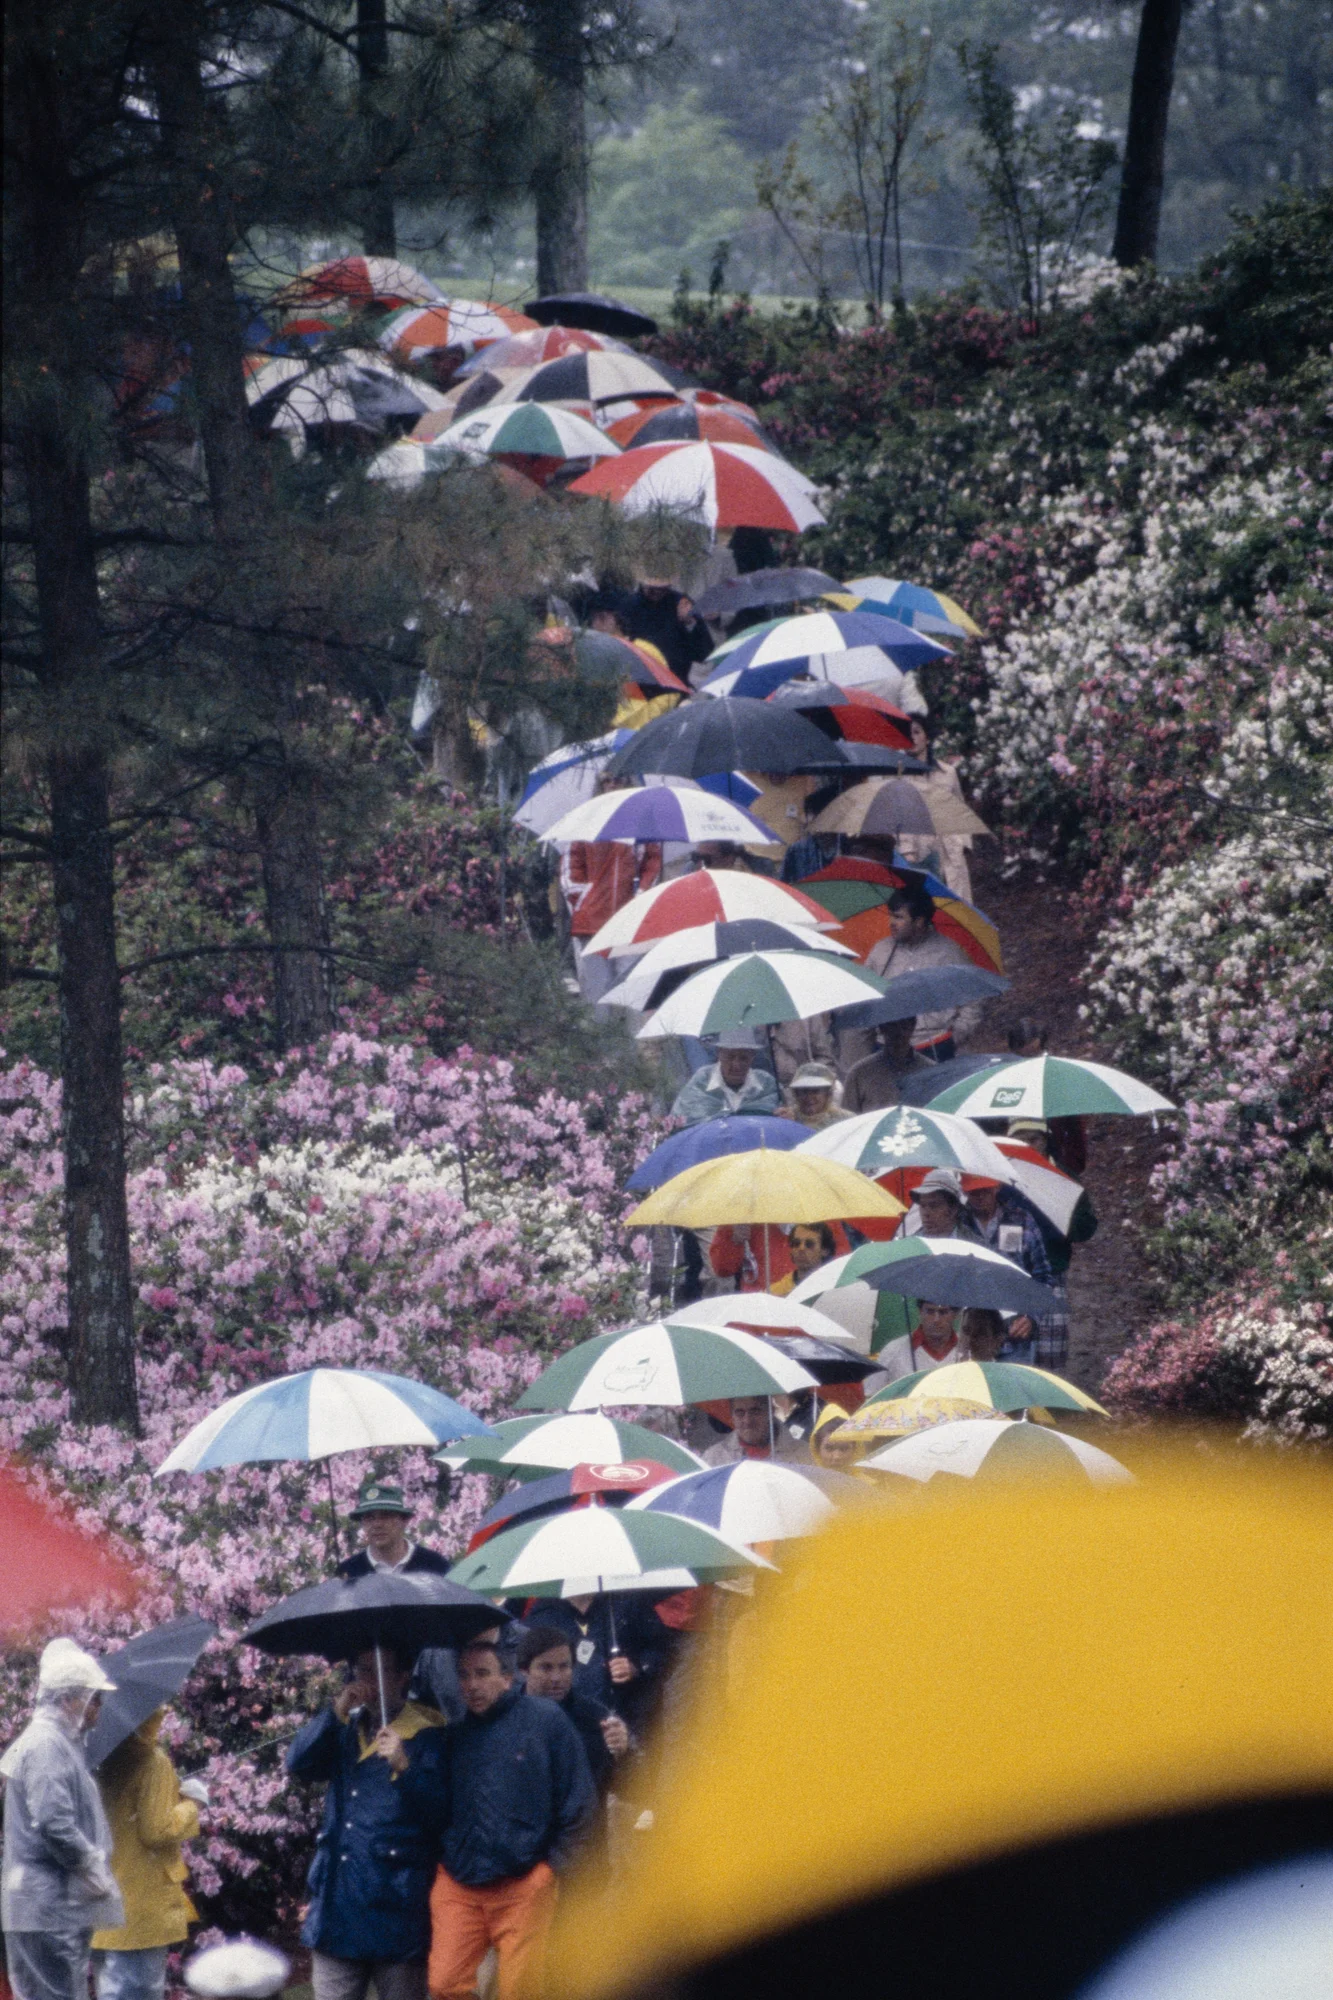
[157,1368,492,1473]
[519,1321,818,1411]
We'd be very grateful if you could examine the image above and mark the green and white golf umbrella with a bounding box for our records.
[433,401,620,465]
[860,1418,1131,1485]
[926,1054,1175,1121]
[638,950,885,1040]
[519,1320,818,1412]
[445,1499,769,1598]
[795,1104,1012,1180]
[434,1413,704,1482]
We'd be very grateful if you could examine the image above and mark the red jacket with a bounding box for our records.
[709,1225,793,1292]
[560,841,662,939]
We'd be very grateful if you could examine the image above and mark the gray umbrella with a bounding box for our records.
[86,1615,217,1767]
[695,568,843,619]
[606,697,844,779]
[836,967,1010,1029]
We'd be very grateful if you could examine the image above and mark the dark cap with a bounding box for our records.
[349,1478,411,1519]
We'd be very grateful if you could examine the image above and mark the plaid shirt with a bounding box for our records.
[974,1193,1069,1370]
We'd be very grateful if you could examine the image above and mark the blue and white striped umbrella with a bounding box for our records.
[700,611,950,699]
[156,1368,493,1474]
[627,1460,851,1544]
[513,731,634,836]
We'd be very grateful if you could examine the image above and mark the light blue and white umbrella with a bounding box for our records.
[700,611,950,700]
[838,577,981,639]
[156,1368,493,1474]
[628,1460,852,1544]
[513,731,634,836]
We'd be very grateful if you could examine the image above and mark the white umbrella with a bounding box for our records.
[155,1367,491,1475]
[637,950,886,1040]
[795,1104,1014,1181]
[860,1418,1132,1485]
[992,1138,1085,1236]
[669,1292,867,1346]
[518,1319,818,1412]
[445,1501,771,1597]
[434,1412,704,1479]
[928,1054,1175,1120]
[585,870,836,957]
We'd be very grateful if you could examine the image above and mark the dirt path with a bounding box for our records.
[965,846,1170,1393]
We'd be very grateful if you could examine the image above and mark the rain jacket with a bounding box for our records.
[0,1702,124,1935]
[523,1597,674,1727]
[421,1688,594,1887]
[559,842,661,938]
[91,1711,200,1951]
[286,1700,448,1962]
[671,1064,780,1126]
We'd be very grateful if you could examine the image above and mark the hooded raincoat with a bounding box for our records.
[0,1699,125,1937]
[91,1711,200,1952]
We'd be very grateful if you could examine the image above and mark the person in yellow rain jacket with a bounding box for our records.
[91,1709,202,2000]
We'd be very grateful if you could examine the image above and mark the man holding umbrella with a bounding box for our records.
[337,1480,468,1724]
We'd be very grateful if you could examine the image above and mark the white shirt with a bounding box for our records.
[366,1539,416,1572]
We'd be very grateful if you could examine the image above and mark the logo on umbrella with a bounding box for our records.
[604,1357,661,1394]
[589,1462,654,1484]
[990,1087,1025,1107]
[875,1114,926,1158]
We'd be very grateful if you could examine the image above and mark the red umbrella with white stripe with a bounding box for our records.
[457,325,629,373]
[569,441,825,533]
[277,256,445,312]
[379,300,538,362]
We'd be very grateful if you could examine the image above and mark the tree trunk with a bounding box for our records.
[254,760,335,1050]
[1112,0,1187,268]
[357,0,397,255]
[533,1,589,294]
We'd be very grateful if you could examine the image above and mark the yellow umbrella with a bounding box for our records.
[547,1450,1333,2000]
[832,1395,1005,1442]
[626,1152,905,1229]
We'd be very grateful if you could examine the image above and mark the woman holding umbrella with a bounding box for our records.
[91,1714,203,2000]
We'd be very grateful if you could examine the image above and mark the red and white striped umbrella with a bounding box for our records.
[277,256,445,312]
[379,300,538,361]
[585,869,836,957]
[461,325,628,372]
[605,400,771,450]
[569,440,825,533]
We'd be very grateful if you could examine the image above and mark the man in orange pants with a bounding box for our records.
[424,1642,595,2000]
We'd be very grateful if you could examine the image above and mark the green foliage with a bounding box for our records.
[590,94,756,289]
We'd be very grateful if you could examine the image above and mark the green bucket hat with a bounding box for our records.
[349,1477,412,1520]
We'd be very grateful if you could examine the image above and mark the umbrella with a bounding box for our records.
[571,632,690,694]
[626,1113,806,1191]
[767,682,916,752]
[800,1238,1058,1316]
[926,1054,1176,1120]
[859,1419,1131,1485]
[243,1570,509,1681]
[610,402,772,450]
[432,401,619,473]
[700,612,949,698]
[524,292,660,338]
[627,1461,848,1544]
[468,1460,682,1549]
[509,351,687,406]
[585,868,834,956]
[0,1458,142,1638]
[512,731,634,836]
[637,950,887,1040]
[518,1320,819,1412]
[837,576,982,639]
[866,1359,1108,1415]
[898,1053,1009,1106]
[276,257,445,312]
[798,859,1005,974]
[155,1367,493,1474]
[795,1104,1015,1183]
[377,300,537,362]
[446,1501,766,1598]
[991,1138,1086,1236]
[457,325,630,374]
[248,350,449,436]
[695,567,843,620]
[435,1414,704,1481]
[673,1290,873,1350]
[603,919,854,1012]
[835,966,1011,1029]
[604,698,844,783]
[541,787,774,849]
[808,777,943,841]
[86,1616,217,1767]
[626,1152,905,1228]
[569,442,824,534]
[826,1395,1005,1442]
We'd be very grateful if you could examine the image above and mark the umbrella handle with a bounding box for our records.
[374,1645,389,1731]
[324,1460,343,1564]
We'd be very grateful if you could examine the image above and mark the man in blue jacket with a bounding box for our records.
[420,1640,595,2000]
[286,1645,448,2000]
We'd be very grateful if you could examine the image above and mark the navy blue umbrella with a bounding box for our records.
[627,1114,805,1192]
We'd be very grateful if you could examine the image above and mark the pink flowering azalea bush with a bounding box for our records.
[1104,1283,1333,1443]
[0,1035,665,1937]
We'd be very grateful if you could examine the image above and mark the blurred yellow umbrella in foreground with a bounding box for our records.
[548,1450,1333,2000]
[626,1151,905,1228]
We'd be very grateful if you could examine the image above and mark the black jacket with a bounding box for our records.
[411,1688,595,1888]
[621,591,714,680]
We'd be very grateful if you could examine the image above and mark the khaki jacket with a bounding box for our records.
[91,1713,200,1951]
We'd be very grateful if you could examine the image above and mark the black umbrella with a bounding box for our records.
[695,567,843,620]
[524,292,659,337]
[858,1247,1059,1317]
[836,967,1010,1031]
[794,747,926,777]
[86,1615,217,1768]
[605,697,844,780]
[753,1333,880,1386]
[242,1569,510,1677]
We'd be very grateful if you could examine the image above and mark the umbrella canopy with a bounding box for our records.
[86,1616,217,1767]
[519,1320,819,1412]
[866,1359,1108,1415]
[513,731,634,836]
[799,1238,1058,1316]
[569,441,824,533]
[433,401,619,472]
[627,1461,846,1544]
[838,576,981,639]
[627,1114,806,1192]
[626,1152,905,1228]
[243,1569,509,1662]
[605,698,844,783]
[469,1460,682,1549]
[276,257,445,312]
[435,1414,704,1481]
[835,966,1011,1029]
[586,869,834,956]
[156,1367,492,1474]
[990,1137,1086,1236]
[541,787,774,849]
[695,568,843,620]
[767,682,915,752]
[0,1458,142,1639]
[860,1419,1131,1486]
[674,1291,871,1349]
[446,1500,765,1598]
[248,350,448,436]
[927,1054,1176,1120]
[701,612,949,698]
[898,1052,1009,1107]
[571,631,690,693]
[457,325,629,374]
[827,1395,1004,1442]
[524,292,659,337]
[604,919,853,1013]
[796,1104,1014,1182]
[808,777,944,841]
[610,402,772,450]
[378,301,537,361]
[637,950,887,1040]
[510,351,686,405]
[798,859,1005,975]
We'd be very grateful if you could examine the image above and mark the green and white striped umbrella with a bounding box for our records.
[795,1104,1011,1179]
[434,401,620,464]
[434,1414,704,1482]
[638,950,885,1040]
[860,1417,1131,1485]
[445,1498,769,1597]
[926,1054,1175,1121]
[518,1320,818,1413]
